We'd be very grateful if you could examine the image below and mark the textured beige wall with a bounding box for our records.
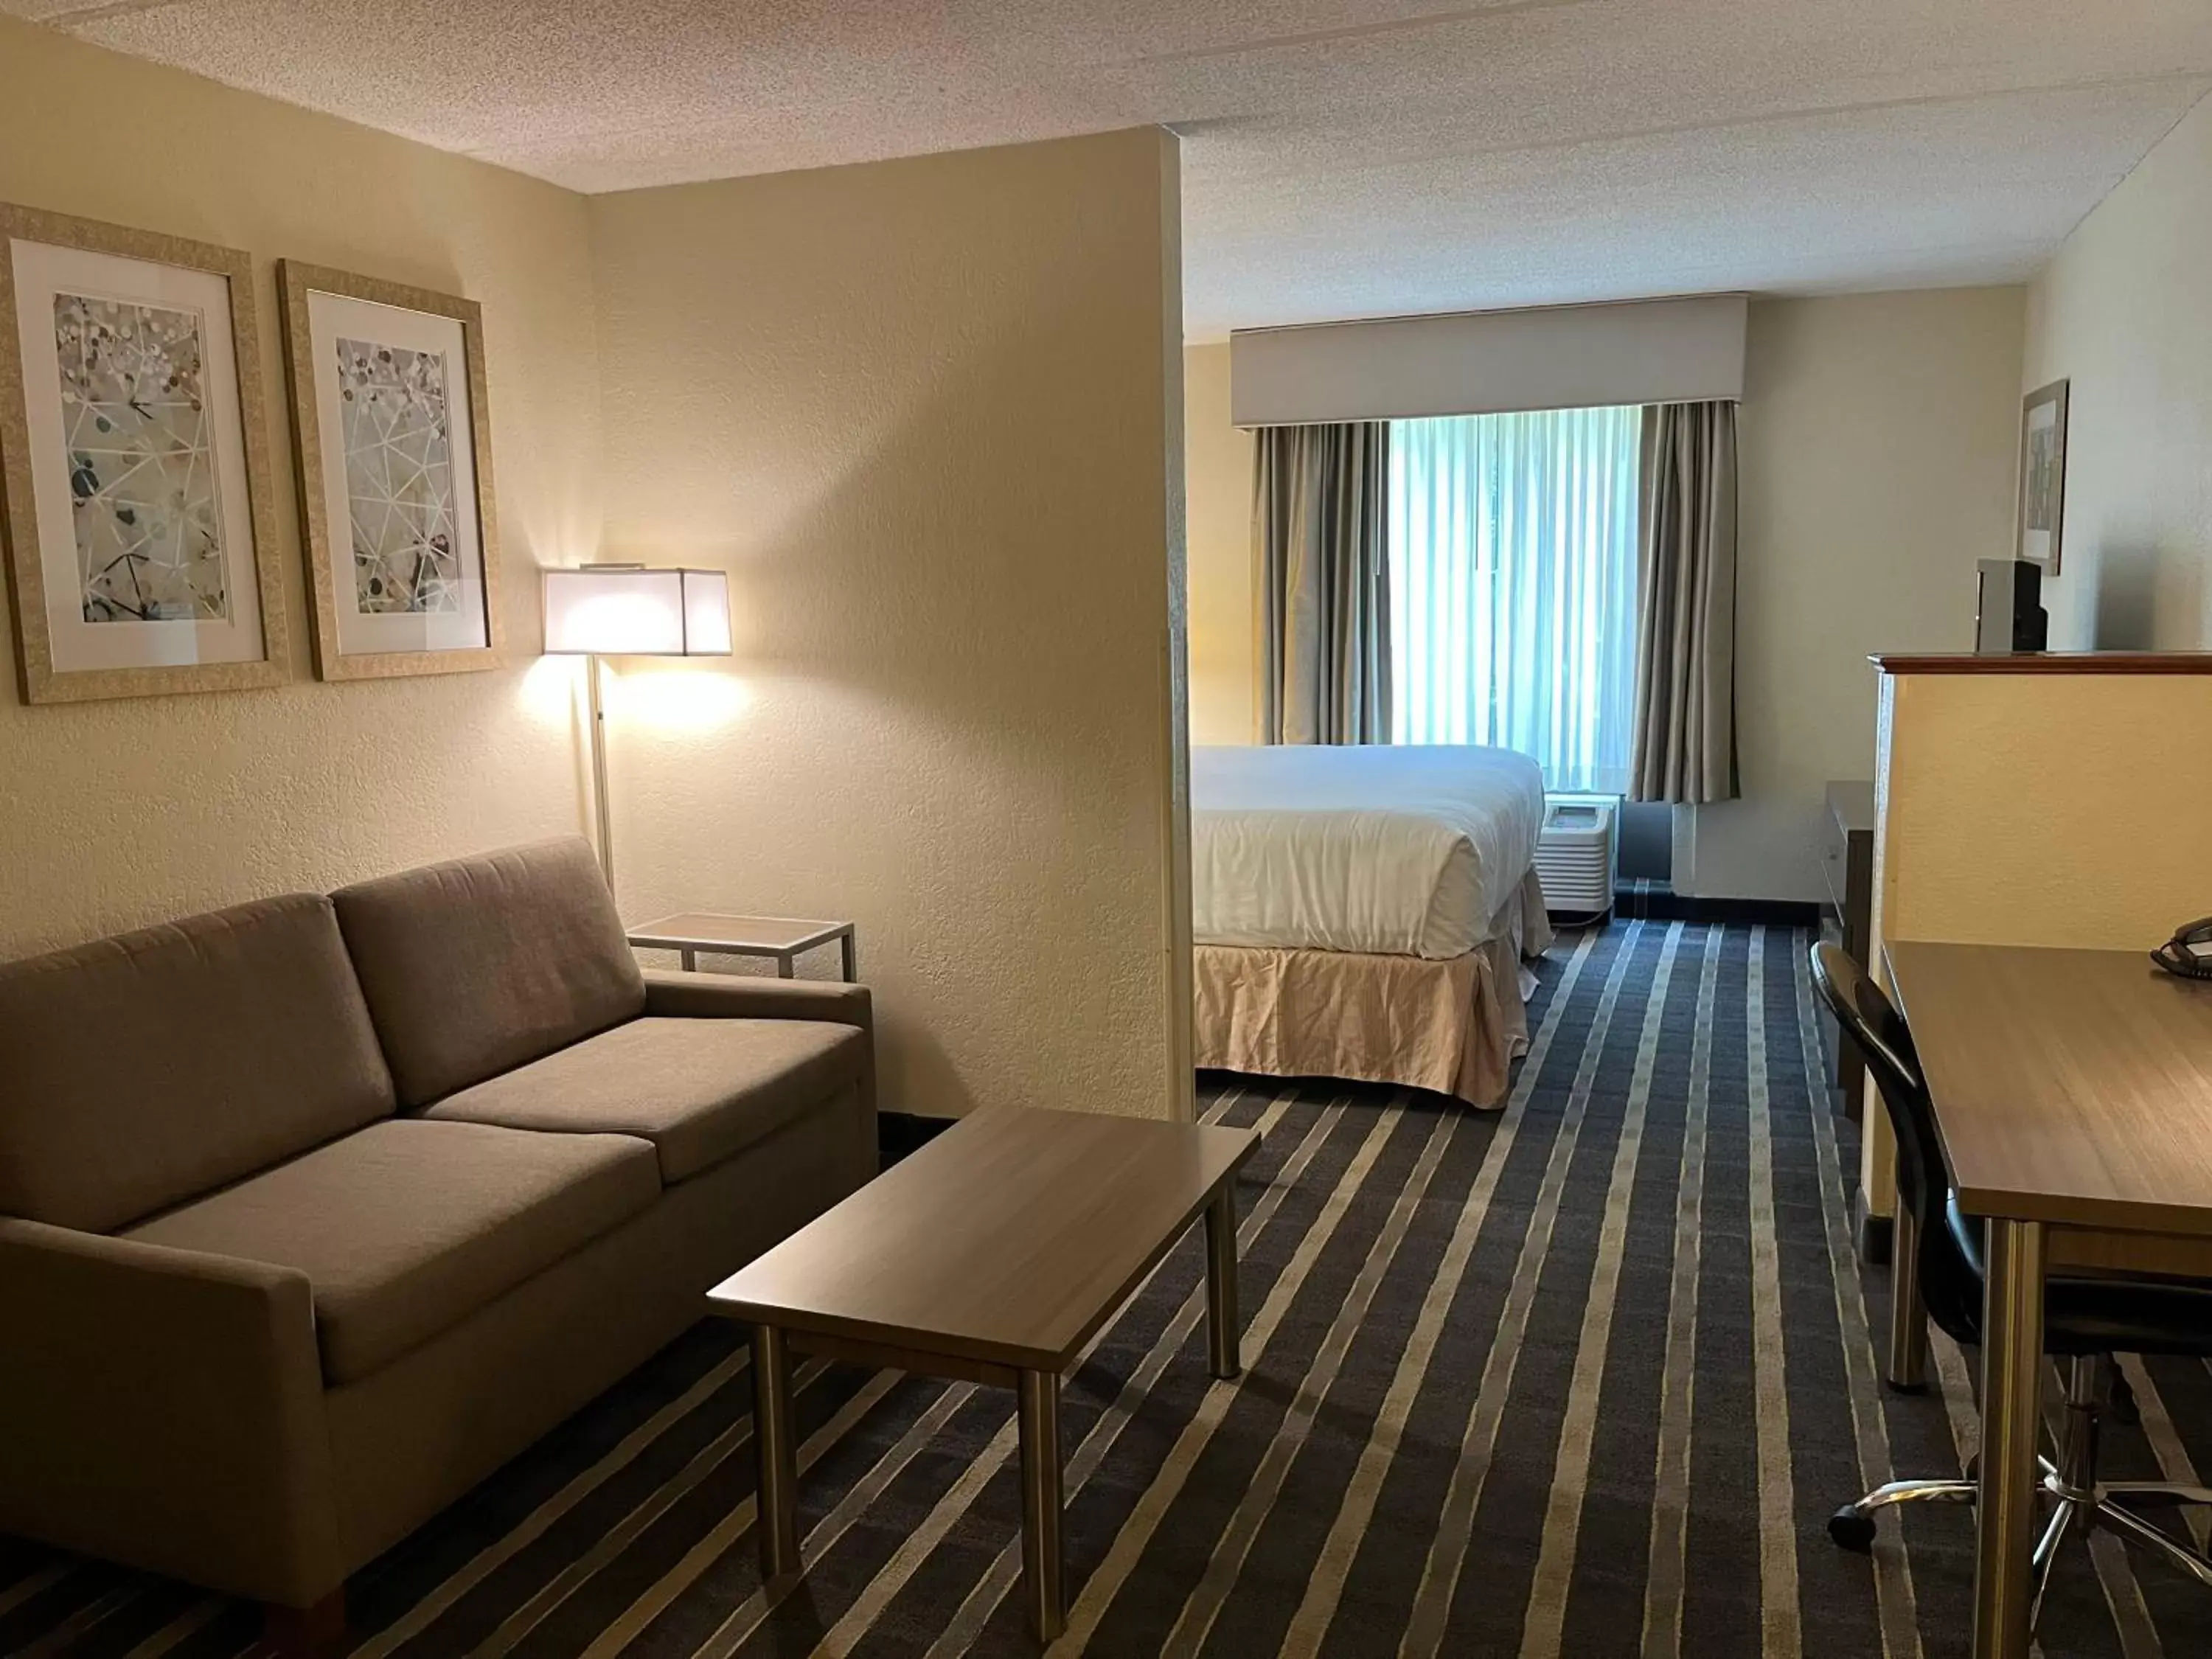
[0,16,601,956]
[1185,343,1256,744]
[1680,288,2026,900]
[587,131,1193,1123]
[2024,94,2212,652]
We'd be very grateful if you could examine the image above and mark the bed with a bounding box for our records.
[1190,742,1552,1108]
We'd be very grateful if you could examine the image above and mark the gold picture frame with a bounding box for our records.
[276,260,503,681]
[0,204,288,703]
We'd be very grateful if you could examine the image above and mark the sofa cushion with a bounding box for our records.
[125,1119,659,1385]
[332,838,646,1108]
[0,895,394,1234]
[422,1017,866,1185]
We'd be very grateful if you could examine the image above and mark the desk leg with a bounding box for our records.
[1206,1186,1242,1380]
[1886,1202,1929,1390]
[840,931,858,983]
[776,952,796,980]
[680,947,697,972]
[1018,1370,1065,1641]
[751,1325,801,1582]
[1973,1219,2046,1659]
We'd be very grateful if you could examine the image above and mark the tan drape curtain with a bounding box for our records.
[1255,422,1391,744]
[1630,401,1739,803]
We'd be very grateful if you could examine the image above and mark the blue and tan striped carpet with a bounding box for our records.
[7,921,2212,1656]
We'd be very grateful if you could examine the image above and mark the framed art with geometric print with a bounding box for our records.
[0,204,287,703]
[276,261,501,681]
[2017,378,2070,575]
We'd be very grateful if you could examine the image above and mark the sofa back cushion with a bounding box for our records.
[0,894,397,1233]
[332,838,646,1107]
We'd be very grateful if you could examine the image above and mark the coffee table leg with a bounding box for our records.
[1018,1369,1065,1641]
[1206,1186,1242,1380]
[751,1325,800,1581]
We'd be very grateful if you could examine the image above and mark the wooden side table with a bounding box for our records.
[627,913,858,981]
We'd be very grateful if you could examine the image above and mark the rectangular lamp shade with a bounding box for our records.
[543,567,732,656]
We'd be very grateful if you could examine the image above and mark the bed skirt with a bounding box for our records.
[1194,886,1551,1109]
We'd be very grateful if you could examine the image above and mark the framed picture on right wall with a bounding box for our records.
[2018,378,2070,574]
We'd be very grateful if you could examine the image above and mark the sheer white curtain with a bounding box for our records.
[1388,406,1641,792]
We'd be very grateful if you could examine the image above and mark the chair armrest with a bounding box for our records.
[0,1218,341,1606]
[641,968,873,1032]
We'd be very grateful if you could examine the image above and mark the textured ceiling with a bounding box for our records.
[10,0,2212,337]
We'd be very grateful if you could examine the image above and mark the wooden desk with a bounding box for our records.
[1885,942,2212,1659]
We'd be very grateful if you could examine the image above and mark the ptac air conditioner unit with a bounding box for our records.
[1534,795,1617,922]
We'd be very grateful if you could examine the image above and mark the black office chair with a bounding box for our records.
[1809,942,2212,1622]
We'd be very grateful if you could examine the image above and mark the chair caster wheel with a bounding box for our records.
[1829,1506,1877,1552]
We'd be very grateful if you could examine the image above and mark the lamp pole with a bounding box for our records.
[586,653,614,886]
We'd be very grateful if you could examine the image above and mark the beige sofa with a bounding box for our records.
[0,837,876,1635]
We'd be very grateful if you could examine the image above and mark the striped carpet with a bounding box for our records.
[8,920,2212,1657]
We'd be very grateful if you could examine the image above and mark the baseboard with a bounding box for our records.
[878,1110,956,1167]
[1614,879,1820,928]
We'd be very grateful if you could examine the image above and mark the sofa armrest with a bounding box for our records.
[0,1218,342,1607]
[641,970,878,1125]
[641,967,872,1032]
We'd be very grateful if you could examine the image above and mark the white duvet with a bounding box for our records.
[1190,744,1546,959]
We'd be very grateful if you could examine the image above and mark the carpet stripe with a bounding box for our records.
[461,1360,835,1657]
[692,1378,973,1658]
[1163,1104,1458,1654]
[2119,1354,2212,1553]
[1789,929,1925,1659]
[2040,1360,2165,1659]
[1747,928,1805,1659]
[1277,927,1604,1658]
[14,1582,139,1658]
[351,1349,752,1659]
[1519,921,1682,1656]
[116,1597,226,1659]
[0,1565,69,1621]
[907,1091,1335,1659]
[1642,923,1722,1655]
[563,1366,904,1659]
[1048,1104,1403,1653]
[1399,919,1649,1658]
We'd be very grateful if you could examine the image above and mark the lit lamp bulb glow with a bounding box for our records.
[543,566,732,657]
[540,563,735,887]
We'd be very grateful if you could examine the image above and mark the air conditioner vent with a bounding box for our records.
[1534,794,1617,920]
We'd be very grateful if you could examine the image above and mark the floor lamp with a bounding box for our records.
[542,564,733,888]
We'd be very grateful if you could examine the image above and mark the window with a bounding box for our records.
[1388,406,1641,793]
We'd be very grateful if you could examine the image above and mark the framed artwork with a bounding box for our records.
[2017,378,2069,574]
[276,261,501,681]
[0,204,286,703]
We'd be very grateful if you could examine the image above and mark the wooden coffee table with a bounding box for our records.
[704,1105,1260,1640]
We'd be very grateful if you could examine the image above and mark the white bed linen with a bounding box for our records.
[1190,743,1546,959]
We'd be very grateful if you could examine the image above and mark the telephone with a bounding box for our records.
[2151,917,2212,981]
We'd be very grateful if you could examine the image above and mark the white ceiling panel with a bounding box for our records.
[9,0,2210,336]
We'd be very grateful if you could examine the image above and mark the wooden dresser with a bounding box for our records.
[1818,779,1876,1116]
